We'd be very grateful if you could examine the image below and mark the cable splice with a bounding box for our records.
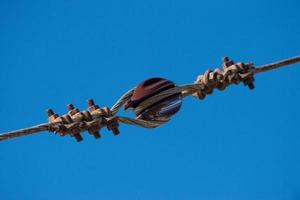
[0,55,299,142]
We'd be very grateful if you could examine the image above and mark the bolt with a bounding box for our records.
[67,104,75,111]
[248,83,255,90]
[92,131,101,139]
[112,127,120,136]
[223,57,229,62]
[87,99,95,107]
[82,111,92,121]
[47,109,55,117]
[63,114,73,123]
[73,134,83,142]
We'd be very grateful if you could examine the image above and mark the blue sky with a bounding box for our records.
[0,0,300,199]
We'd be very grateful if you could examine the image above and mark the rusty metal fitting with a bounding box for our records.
[87,99,100,112]
[67,104,85,122]
[46,109,65,124]
[82,110,93,121]
[106,116,120,135]
[47,109,58,123]
[73,133,83,142]
[67,104,79,116]
[223,57,234,68]
[62,114,73,124]
[88,127,101,139]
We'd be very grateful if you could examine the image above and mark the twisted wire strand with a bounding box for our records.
[0,55,299,142]
[0,123,50,141]
[118,116,168,128]
[255,55,300,74]
[111,87,136,115]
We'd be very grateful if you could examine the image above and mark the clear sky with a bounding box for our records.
[0,0,300,199]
